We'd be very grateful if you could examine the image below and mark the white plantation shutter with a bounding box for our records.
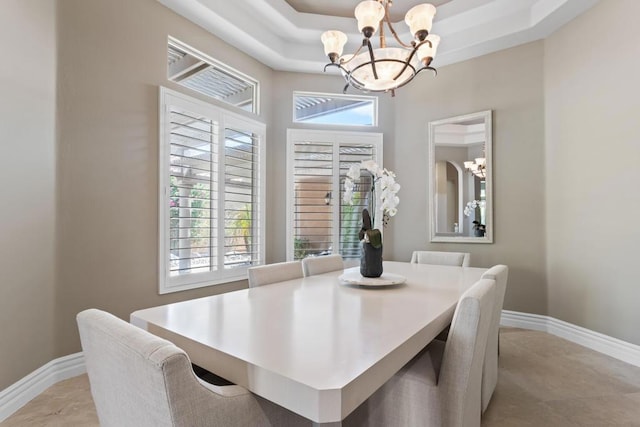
[223,126,261,268]
[168,105,219,277]
[286,130,382,261]
[339,144,376,258]
[159,88,265,293]
[291,142,334,258]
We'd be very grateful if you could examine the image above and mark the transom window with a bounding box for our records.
[293,92,377,126]
[168,37,259,114]
[159,87,265,293]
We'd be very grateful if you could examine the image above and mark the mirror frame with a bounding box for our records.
[428,110,493,243]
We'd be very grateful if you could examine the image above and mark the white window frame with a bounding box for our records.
[159,87,266,294]
[168,36,260,115]
[292,91,378,127]
[286,129,383,262]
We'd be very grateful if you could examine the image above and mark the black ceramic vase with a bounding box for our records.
[360,241,383,278]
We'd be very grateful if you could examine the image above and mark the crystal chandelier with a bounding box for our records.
[464,157,486,178]
[320,1,441,96]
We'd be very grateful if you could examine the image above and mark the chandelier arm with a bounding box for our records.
[392,48,420,81]
[365,39,379,80]
[326,61,369,92]
[390,37,436,81]
[379,14,386,48]
[387,68,419,91]
[414,38,433,52]
[383,8,414,49]
[324,62,359,83]
[415,65,438,76]
[323,62,369,93]
[344,70,373,93]
[323,62,342,73]
[382,65,436,93]
[339,43,365,66]
[426,66,437,76]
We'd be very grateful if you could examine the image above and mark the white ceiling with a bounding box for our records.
[284,0,454,20]
[158,0,599,74]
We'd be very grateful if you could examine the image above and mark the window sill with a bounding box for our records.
[159,272,248,295]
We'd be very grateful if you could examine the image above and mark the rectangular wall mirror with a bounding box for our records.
[428,110,493,243]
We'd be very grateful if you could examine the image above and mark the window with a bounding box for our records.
[286,129,382,261]
[159,87,265,293]
[293,92,377,126]
[168,37,259,114]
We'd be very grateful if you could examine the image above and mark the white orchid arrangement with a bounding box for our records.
[343,160,400,228]
[463,199,486,217]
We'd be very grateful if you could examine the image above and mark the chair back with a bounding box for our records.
[438,278,496,427]
[410,251,470,267]
[247,260,303,288]
[78,309,187,426]
[480,265,509,412]
[301,254,344,277]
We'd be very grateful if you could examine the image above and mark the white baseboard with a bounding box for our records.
[501,310,640,368]
[501,310,548,332]
[0,352,85,422]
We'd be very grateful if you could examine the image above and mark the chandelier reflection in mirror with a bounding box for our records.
[464,157,486,178]
[321,1,440,96]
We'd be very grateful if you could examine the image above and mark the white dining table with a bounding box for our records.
[130,261,487,425]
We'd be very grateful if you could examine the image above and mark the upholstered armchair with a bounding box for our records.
[480,264,509,412]
[77,309,308,426]
[345,278,496,427]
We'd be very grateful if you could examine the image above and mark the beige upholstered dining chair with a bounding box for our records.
[410,250,471,267]
[77,309,308,427]
[345,278,496,427]
[301,254,344,277]
[247,260,303,288]
[480,265,509,413]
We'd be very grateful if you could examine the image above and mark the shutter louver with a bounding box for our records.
[339,144,376,259]
[292,142,334,260]
[168,107,219,276]
[224,128,259,268]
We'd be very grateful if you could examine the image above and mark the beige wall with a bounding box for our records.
[3,0,637,394]
[545,0,640,344]
[390,41,547,315]
[53,0,273,358]
[0,0,57,389]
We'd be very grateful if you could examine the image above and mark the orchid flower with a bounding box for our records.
[343,160,400,226]
[464,200,486,217]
